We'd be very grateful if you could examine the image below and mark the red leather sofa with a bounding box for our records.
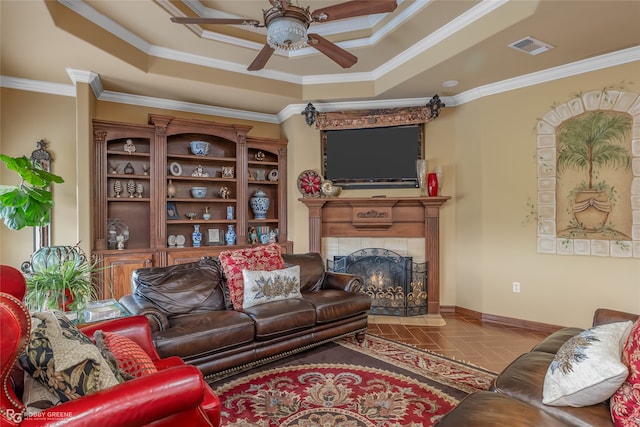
[0,264,220,427]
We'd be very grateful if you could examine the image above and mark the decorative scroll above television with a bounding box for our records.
[314,105,432,130]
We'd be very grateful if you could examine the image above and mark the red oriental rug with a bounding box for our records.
[209,335,496,427]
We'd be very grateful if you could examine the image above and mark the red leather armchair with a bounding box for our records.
[0,265,220,427]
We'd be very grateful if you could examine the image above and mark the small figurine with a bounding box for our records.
[191,165,209,177]
[124,139,136,154]
[219,186,230,199]
[248,227,258,244]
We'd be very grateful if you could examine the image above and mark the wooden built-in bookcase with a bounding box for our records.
[92,114,291,300]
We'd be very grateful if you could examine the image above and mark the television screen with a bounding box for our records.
[322,125,422,188]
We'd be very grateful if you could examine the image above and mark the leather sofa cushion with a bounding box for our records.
[242,299,316,340]
[133,257,228,316]
[282,253,325,292]
[493,351,615,427]
[530,327,584,354]
[302,290,371,323]
[153,310,254,359]
[437,391,571,427]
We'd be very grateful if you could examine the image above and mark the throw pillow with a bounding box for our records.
[542,321,633,407]
[219,243,286,310]
[94,330,158,379]
[242,265,301,309]
[20,311,122,403]
[611,317,640,426]
[22,372,60,415]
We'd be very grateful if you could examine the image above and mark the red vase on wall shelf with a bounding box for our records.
[427,173,438,197]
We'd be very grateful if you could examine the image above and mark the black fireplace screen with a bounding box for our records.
[327,248,427,316]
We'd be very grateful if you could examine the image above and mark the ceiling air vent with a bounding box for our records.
[508,36,554,55]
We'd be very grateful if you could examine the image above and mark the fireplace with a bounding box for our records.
[328,248,427,317]
[300,196,449,314]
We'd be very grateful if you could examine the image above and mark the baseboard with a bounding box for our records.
[448,305,564,335]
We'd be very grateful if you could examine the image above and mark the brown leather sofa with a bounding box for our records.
[119,252,371,380]
[437,308,639,427]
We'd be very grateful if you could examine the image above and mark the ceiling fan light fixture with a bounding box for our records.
[267,17,308,51]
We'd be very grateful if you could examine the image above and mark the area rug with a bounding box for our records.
[209,335,496,427]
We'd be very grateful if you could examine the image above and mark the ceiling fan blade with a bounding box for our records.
[170,17,260,26]
[311,0,397,22]
[247,44,275,71]
[308,33,357,68]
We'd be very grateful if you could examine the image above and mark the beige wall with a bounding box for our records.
[442,62,640,328]
[2,62,638,328]
[0,88,77,267]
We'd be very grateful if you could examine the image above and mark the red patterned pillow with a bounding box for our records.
[95,331,158,378]
[219,243,285,310]
[611,317,640,426]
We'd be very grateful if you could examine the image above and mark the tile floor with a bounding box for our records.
[367,311,550,373]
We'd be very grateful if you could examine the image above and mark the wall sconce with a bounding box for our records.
[301,102,318,126]
[427,95,445,119]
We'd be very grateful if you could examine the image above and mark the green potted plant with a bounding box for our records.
[557,111,631,232]
[0,154,64,230]
[24,248,100,313]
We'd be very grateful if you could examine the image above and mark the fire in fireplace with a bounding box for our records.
[328,248,427,316]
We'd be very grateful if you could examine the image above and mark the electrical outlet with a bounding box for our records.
[512,282,521,293]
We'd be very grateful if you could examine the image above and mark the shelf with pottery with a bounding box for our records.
[92,115,291,300]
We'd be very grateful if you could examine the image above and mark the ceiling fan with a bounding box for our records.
[171,0,398,71]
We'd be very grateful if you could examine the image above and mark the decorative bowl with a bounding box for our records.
[190,141,210,156]
[191,186,208,198]
[185,212,197,220]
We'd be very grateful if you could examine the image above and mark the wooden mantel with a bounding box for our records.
[300,196,450,314]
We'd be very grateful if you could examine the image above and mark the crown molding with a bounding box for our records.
[0,76,75,97]
[1,46,637,124]
[451,45,640,106]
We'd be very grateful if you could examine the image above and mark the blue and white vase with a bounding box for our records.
[192,224,202,248]
[225,225,236,246]
[250,189,270,220]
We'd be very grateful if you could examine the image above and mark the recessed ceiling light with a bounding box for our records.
[442,80,459,88]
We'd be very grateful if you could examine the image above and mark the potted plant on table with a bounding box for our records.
[24,250,100,313]
[0,154,98,313]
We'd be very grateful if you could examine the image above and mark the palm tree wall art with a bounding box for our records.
[557,111,631,238]
[535,88,640,258]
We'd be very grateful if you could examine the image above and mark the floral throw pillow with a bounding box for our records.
[219,243,285,310]
[611,317,640,426]
[242,265,301,309]
[20,311,122,403]
[542,321,633,407]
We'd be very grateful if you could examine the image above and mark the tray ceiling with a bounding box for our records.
[1,0,638,115]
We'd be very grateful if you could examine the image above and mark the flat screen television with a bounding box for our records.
[322,125,422,188]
